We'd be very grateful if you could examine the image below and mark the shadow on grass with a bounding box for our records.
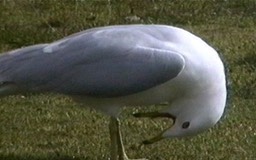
[236,53,256,68]
[0,154,91,160]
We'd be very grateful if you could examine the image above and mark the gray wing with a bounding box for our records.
[0,29,185,98]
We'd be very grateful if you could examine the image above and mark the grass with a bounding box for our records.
[0,0,255,159]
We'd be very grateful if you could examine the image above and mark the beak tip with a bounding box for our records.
[142,134,165,145]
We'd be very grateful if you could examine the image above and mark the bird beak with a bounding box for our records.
[142,128,168,144]
[133,111,176,145]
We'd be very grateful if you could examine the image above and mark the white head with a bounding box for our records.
[143,93,227,144]
[163,107,221,138]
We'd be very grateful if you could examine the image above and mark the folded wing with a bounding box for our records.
[0,29,185,97]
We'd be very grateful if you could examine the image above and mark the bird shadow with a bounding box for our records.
[0,154,92,160]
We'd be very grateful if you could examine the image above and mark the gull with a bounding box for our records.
[0,25,227,160]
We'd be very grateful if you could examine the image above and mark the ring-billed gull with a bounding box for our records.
[0,25,227,160]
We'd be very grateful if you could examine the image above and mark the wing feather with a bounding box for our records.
[0,27,185,97]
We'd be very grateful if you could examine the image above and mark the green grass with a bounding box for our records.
[0,0,256,159]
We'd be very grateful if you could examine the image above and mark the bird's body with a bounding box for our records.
[0,25,227,159]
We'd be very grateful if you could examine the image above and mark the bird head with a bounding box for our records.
[136,95,226,145]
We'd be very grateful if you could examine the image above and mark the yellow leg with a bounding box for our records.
[109,117,118,160]
[116,118,129,160]
[110,117,148,160]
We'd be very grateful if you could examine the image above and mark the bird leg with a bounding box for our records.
[110,117,148,160]
[109,117,118,160]
[115,117,129,160]
[110,117,129,160]
[133,111,176,145]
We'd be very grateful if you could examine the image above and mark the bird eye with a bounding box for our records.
[182,121,190,129]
